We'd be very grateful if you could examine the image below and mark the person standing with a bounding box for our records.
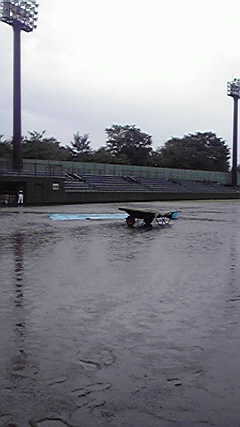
[18,190,24,206]
[4,192,9,205]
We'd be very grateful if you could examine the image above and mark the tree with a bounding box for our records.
[158,132,230,172]
[91,147,118,164]
[105,124,152,165]
[147,147,163,167]
[22,130,70,160]
[68,132,92,161]
[0,134,12,158]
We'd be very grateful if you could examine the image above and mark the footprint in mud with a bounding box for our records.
[71,382,111,412]
[47,376,68,386]
[167,377,182,386]
[100,349,115,366]
[74,348,115,370]
[29,416,72,426]
[77,359,101,371]
[72,382,111,397]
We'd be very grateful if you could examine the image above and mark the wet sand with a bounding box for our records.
[0,200,240,426]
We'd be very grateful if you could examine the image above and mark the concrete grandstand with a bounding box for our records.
[0,158,239,205]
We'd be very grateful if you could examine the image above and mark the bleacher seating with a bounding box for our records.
[138,177,236,193]
[81,175,149,192]
[64,174,237,194]
[64,175,93,192]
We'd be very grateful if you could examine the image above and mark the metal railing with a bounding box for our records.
[0,158,234,185]
[0,160,64,177]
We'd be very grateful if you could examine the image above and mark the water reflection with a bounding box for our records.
[12,232,27,371]
[14,233,24,307]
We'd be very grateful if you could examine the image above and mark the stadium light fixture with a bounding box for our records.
[227,78,240,187]
[0,0,39,169]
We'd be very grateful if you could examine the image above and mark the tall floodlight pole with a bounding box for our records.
[0,0,38,170]
[227,78,240,187]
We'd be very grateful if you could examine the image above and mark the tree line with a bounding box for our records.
[0,125,231,172]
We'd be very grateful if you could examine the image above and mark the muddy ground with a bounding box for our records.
[0,200,240,427]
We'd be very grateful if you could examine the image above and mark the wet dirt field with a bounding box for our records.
[0,200,240,427]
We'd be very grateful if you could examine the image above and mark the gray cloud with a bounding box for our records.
[0,0,239,159]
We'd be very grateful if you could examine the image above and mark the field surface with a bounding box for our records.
[0,200,240,426]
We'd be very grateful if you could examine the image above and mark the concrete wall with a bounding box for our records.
[0,176,65,205]
[64,191,239,204]
[1,176,239,205]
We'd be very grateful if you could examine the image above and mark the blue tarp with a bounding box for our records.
[48,213,127,221]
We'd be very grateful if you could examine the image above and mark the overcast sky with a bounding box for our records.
[1,0,240,155]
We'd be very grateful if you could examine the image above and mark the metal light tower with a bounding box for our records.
[0,0,38,170]
[227,78,240,187]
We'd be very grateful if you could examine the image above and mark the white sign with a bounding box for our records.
[52,183,59,191]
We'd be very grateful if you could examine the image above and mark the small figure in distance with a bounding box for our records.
[4,192,9,205]
[18,190,24,206]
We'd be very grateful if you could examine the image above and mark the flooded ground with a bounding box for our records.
[0,200,240,427]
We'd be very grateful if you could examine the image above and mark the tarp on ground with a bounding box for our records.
[48,213,127,221]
